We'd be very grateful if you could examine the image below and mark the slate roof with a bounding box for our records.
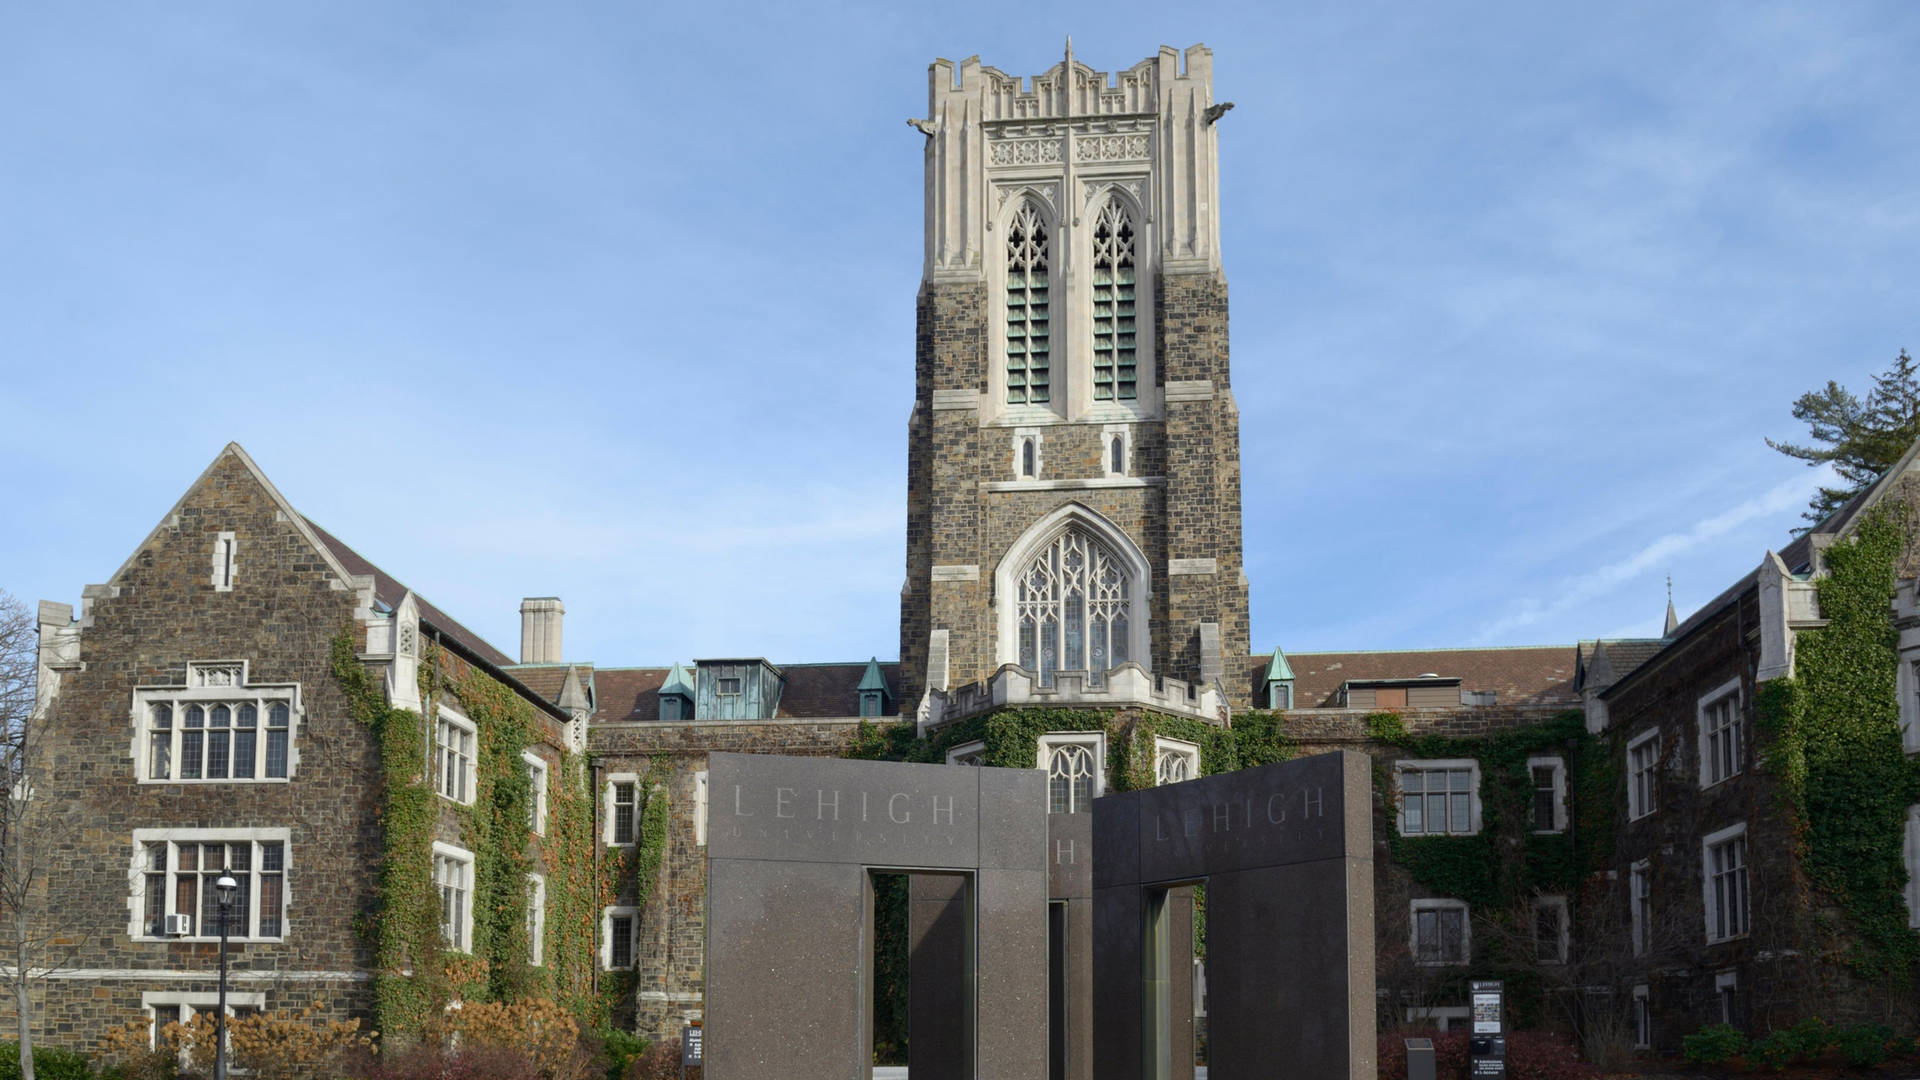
[510,660,905,722]
[305,518,516,668]
[1243,646,1579,708]
[1575,639,1667,691]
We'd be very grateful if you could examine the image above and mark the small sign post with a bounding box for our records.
[1468,980,1506,1078]
[681,1022,703,1078]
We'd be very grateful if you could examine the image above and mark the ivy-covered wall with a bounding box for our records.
[1757,507,1920,984]
[330,634,665,1038]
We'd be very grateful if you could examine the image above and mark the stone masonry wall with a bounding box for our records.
[9,452,383,1050]
[589,719,864,1039]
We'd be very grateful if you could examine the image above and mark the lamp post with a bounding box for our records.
[214,871,238,1080]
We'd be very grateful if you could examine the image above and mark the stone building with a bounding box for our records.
[15,41,1919,1072]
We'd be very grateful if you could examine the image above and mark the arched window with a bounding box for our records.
[1091,197,1137,401]
[1022,437,1037,478]
[1156,750,1191,784]
[1017,528,1132,687]
[1048,743,1095,813]
[1006,204,1051,405]
[1109,434,1125,475]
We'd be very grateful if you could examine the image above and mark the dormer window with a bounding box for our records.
[717,677,742,696]
[1005,203,1051,405]
[857,657,890,718]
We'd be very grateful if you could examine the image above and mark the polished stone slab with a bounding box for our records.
[1091,751,1376,1080]
[706,753,1049,1080]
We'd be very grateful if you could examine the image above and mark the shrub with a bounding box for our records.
[453,998,583,1075]
[0,1044,95,1080]
[1836,1023,1894,1068]
[597,1029,650,1080]
[621,1037,683,1080]
[1377,1030,1597,1080]
[1681,1023,1748,1065]
[1749,1016,1832,1071]
[348,1042,544,1080]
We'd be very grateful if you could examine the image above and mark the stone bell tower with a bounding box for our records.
[899,42,1250,716]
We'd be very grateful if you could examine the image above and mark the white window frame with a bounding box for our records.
[945,739,986,767]
[130,663,302,785]
[525,873,545,967]
[1701,822,1749,944]
[1011,428,1044,480]
[1532,894,1569,964]
[1525,755,1566,833]
[1630,859,1652,958]
[1409,898,1470,966]
[1697,677,1743,789]
[1394,759,1483,837]
[435,704,477,806]
[604,772,640,846]
[522,750,549,836]
[694,770,710,848]
[1153,736,1199,785]
[127,827,291,943]
[1714,970,1737,1025]
[1626,729,1660,821]
[602,905,639,970]
[142,990,267,1052]
[1631,985,1651,1050]
[1904,804,1919,930]
[432,841,475,954]
[1036,731,1107,813]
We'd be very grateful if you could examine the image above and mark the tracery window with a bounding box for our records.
[1006,204,1051,405]
[1016,528,1131,686]
[1091,198,1137,401]
[135,831,287,941]
[135,663,297,783]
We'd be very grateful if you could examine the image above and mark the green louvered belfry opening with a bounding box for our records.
[1092,198,1137,401]
[1007,204,1051,405]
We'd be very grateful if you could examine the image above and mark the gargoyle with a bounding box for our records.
[1204,102,1235,125]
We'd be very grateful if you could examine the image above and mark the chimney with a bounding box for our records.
[519,597,564,663]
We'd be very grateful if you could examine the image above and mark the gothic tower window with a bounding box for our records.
[1091,197,1137,401]
[1005,203,1051,405]
[1016,528,1132,687]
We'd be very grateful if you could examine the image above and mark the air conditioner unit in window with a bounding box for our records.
[164,913,193,937]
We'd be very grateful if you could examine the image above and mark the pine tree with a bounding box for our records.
[1767,350,1920,526]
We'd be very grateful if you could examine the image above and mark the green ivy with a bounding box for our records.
[329,631,625,1036]
[1754,506,1920,980]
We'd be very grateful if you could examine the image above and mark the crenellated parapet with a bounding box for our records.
[915,660,1229,736]
[919,43,1224,284]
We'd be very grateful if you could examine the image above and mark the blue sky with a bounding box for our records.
[3,2,1916,667]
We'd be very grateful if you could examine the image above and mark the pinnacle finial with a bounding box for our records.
[1664,575,1680,637]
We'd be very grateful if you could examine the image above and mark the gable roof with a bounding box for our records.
[1242,646,1578,708]
[304,518,515,668]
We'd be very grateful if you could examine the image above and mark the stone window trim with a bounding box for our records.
[1696,676,1744,790]
[130,664,302,785]
[1101,424,1131,479]
[1393,758,1484,837]
[1701,822,1750,945]
[142,990,267,1051]
[1630,858,1652,958]
[1036,731,1107,814]
[993,503,1153,676]
[1000,197,1057,414]
[128,827,291,944]
[1902,660,1920,755]
[604,773,641,846]
[693,770,710,848]
[1153,735,1200,785]
[1714,970,1738,1025]
[526,873,545,967]
[433,841,475,954]
[1532,894,1570,964]
[435,704,477,806]
[210,532,237,591]
[946,740,987,767]
[1626,728,1660,821]
[1631,985,1652,1050]
[1526,754,1567,833]
[1904,804,1919,929]
[602,905,640,970]
[1011,428,1044,480]
[1410,898,1471,967]
[522,750,549,836]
